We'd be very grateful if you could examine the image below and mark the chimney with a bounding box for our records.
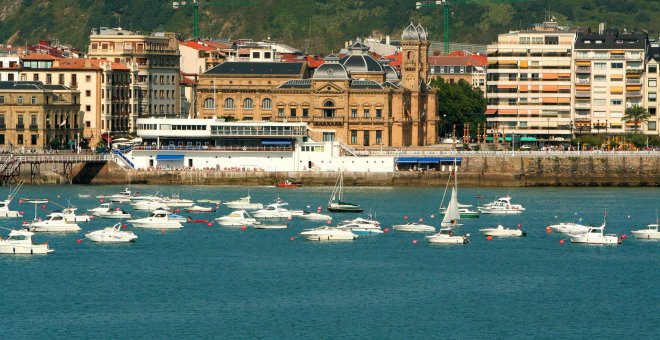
[598,23,605,34]
[386,35,390,45]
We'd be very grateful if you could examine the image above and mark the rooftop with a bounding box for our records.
[205,62,306,76]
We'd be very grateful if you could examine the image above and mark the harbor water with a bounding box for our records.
[1,185,659,338]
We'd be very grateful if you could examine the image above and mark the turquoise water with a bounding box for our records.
[1,185,659,338]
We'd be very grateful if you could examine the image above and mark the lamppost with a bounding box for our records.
[546,118,550,144]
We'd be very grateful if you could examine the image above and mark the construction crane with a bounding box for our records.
[172,0,257,39]
[415,0,530,55]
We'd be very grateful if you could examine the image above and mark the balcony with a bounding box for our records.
[626,91,642,97]
[348,116,391,124]
[575,102,591,109]
[15,124,24,130]
[575,91,591,98]
[575,79,590,85]
[626,67,644,74]
[575,66,591,73]
[626,79,642,85]
[312,116,345,125]
[29,124,38,130]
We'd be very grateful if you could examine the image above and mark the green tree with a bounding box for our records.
[430,78,486,141]
[623,105,651,133]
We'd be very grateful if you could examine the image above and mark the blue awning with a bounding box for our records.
[261,140,292,146]
[396,157,419,164]
[439,157,462,162]
[418,157,442,164]
[156,154,184,161]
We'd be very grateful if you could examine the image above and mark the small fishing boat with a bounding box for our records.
[223,195,263,210]
[479,225,526,237]
[185,205,216,213]
[159,194,194,208]
[88,203,114,214]
[0,183,23,218]
[95,207,132,219]
[131,200,168,212]
[327,172,363,212]
[391,222,436,233]
[337,217,382,235]
[85,223,138,243]
[252,201,293,219]
[426,228,470,244]
[51,207,90,222]
[0,229,53,254]
[569,224,619,245]
[478,196,525,215]
[277,179,303,188]
[300,226,357,241]
[29,213,81,232]
[215,210,259,226]
[128,210,183,229]
[107,188,133,203]
[631,223,660,240]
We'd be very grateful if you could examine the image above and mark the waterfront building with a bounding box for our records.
[88,27,181,125]
[178,40,227,76]
[19,55,135,148]
[0,56,19,82]
[0,81,82,151]
[643,43,659,135]
[486,21,577,141]
[573,28,648,135]
[428,50,487,93]
[194,23,437,147]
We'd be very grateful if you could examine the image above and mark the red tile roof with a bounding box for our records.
[428,55,487,67]
[20,54,61,61]
[384,52,402,68]
[179,40,217,51]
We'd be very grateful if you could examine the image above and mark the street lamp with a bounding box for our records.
[546,118,550,144]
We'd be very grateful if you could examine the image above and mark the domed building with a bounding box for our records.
[196,24,437,147]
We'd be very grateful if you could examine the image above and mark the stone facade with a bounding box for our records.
[194,24,437,147]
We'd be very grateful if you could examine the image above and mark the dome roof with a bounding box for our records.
[402,22,428,41]
[384,65,399,81]
[339,55,384,73]
[313,63,349,79]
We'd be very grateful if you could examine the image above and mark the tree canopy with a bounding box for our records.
[430,78,486,139]
[623,105,651,133]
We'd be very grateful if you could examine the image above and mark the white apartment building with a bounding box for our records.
[179,40,226,75]
[643,43,659,135]
[573,29,648,135]
[486,21,577,141]
[0,56,20,81]
[88,27,181,127]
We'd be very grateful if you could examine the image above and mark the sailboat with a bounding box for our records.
[441,182,462,228]
[327,172,363,212]
[439,163,479,221]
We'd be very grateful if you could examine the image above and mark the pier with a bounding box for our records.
[0,154,110,185]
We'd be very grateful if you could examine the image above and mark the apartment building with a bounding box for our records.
[20,55,136,147]
[642,43,659,135]
[0,56,20,81]
[573,29,648,135]
[88,27,180,124]
[486,21,577,141]
[0,81,81,151]
[429,51,487,93]
[179,40,227,76]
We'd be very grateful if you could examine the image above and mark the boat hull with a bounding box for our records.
[425,235,468,244]
[0,243,52,254]
[327,204,363,212]
[479,229,526,237]
[630,231,660,240]
[85,231,137,243]
[392,224,436,233]
[569,235,620,244]
[0,211,21,218]
[254,224,288,229]
[29,224,81,232]
[129,221,182,229]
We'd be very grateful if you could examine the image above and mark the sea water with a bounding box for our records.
[1,185,659,338]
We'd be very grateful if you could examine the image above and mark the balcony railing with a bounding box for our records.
[626,79,642,85]
[626,67,644,74]
[29,124,38,130]
[575,103,591,109]
[313,116,345,124]
[575,79,590,84]
[575,66,591,73]
[132,145,293,152]
[575,91,591,98]
[15,124,24,130]
[626,91,642,97]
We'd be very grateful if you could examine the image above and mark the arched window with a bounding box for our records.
[243,98,253,109]
[224,98,235,109]
[204,98,215,109]
[323,100,335,118]
[262,98,272,110]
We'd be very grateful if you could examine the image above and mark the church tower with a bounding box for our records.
[400,23,430,91]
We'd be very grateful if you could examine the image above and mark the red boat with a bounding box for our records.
[277,179,303,188]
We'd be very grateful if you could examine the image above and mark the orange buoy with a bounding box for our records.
[207,222,213,227]
[76,239,83,244]
[412,239,418,245]
[559,239,565,245]
[486,235,493,241]
[241,225,247,231]
[545,226,552,234]
[383,228,390,233]
[161,229,166,233]
[289,236,295,241]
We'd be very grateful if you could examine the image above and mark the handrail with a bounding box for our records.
[131,145,293,152]
[0,155,111,162]
[112,149,135,169]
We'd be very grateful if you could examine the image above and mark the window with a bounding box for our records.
[85,90,91,97]
[243,98,253,109]
[351,109,357,118]
[375,130,382,145]
[86,75,91,82]
[649,79,657,87]
[363,109,370,118]
[46,74,52,84]
[649,65,658,73]
[322,132,335,142]
[0,96,4,104]
[224,98,235,109]
[649,93,657,102]
[376,108,382,118]
[0,134,4,145]
[252,52,260,59]
[594,99,606,106]
[204,98,215,109]
[262,98,272,109]
[650,108,657,116]
[648,121,657,130]
[85,105,91,112]
[594,75,606,82]
[611,99,622,105]
[594,62,606,69]
[17,134,23,145]
[290,108,296,117]
[30,115,37,127]
[302,108,309,117]
[278,108,284,117]
[31,134,37,145]
[593,86,607,94]
[350,130,357,144]
[611,62,623,69]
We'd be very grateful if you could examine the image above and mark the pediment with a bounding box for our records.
[313,82,345,94]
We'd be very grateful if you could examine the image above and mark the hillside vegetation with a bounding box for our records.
[0,0,658,53]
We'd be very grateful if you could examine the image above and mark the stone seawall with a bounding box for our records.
[14,155,660,187]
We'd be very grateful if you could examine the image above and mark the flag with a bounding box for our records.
[59,119,66,128]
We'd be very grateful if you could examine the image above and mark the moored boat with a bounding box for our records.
[223,195,263,210]
[392,222,436,233]
[300,226,357,241]
[569,224,619,245]
[29,213,81,232]
[327,172,363,212]
[631,223,660,240]
[426,228,470,244]
[479,225,526,237]
[128,210,183,229]
[215,210,259,226]
[0,229,53,254]
[478,196,525,215]
[85,223,138,243]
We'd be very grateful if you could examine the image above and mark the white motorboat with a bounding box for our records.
[29,213,81,232]
[223,195,263,210]
[128,210,183,229]
[107,188,133,203]
[85,223,138,243]
[548,222,590,234]
[0,183,23,218]
[479,225,526,237]
[300,226,357,241]
[88,203,114,214]
[131,200,168,212]
[297,211,332,221]
[254,224,288,230]
[631,224,660,240]
[215,210,260,226]
[94,207,132,219]
[337,217,382,235]
[159,194,194,208]
[426,228,470,244]
[252,202,293,219]
[0,229,53,254]
[198,199,221,205]
[50,207,90,222]
[569,224,619,245]
[392,222,436,233]
[478,196,525,215]
[168,213,187,223]
[185,205,216,213]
